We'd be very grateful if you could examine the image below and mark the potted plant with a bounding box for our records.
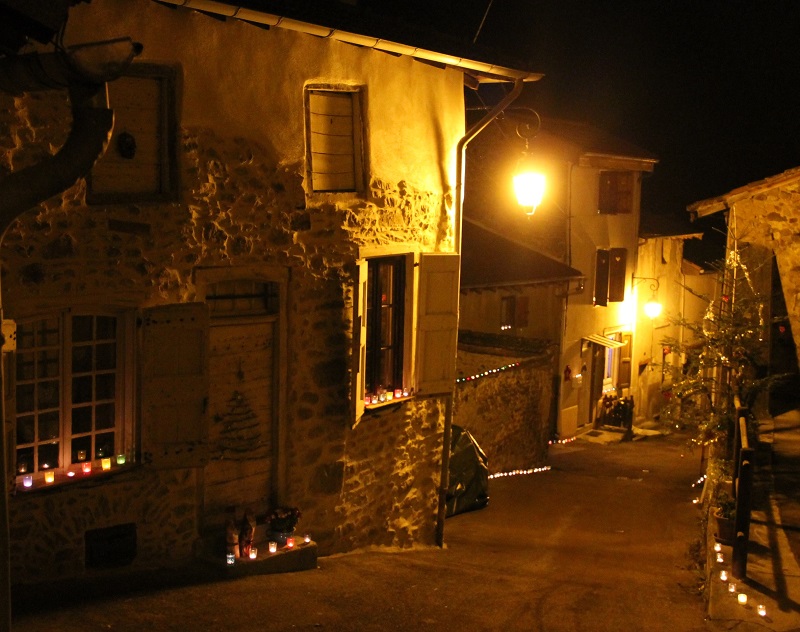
[713,490,736,545]
[267,506,301,545]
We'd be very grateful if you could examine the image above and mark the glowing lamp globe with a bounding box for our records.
[514,171,546,214]
[643,300,662,319]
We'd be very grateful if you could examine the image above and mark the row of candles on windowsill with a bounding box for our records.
[715,542,767,617]
[226,533,312,565]
[21,454,129,489]
[365,387,411,406]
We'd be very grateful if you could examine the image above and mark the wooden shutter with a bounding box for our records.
[140,303,209,468]
[308,90,359,192]
[619,333,632,388]
[608,248,627,302]
[3,351,16,493]
[594,249,609,306]
[352,260,368,426]
[416,253,460,395]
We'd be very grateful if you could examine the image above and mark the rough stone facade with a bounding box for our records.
[454,345,556,474]
[0,0,462,585]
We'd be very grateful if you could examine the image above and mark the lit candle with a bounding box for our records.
[757,604,766,617]
[394,389,402,398]
[67,470,75,477]
[226,553,235,566]
[402,388,409,397]
[286,537,295,549]
[82,462,92,474]
[728,582,736,594]
[738,593,747,605]
[77,450,86,461]
[101,458,111,471]
[44,470,54,484]
[386,391,393,401]
[249,547,258,560]
[304,533,311,543]
[17,463,27,474]
[116,454,126,465]
[23,475,32,488]
[268,541,277,554]
[713,543,722,552]
[716,553,724,563]
[720,570,728,581]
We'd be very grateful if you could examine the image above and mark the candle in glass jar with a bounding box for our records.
[728,582,736,594]
[101,458,111,471]
[304,533,311,543]
[713,542,722,552]
[116,454,126,465]
[716,552,724,563]
[738,593,747,605]
[82,462,92,474]
[394,388,402,398]
[23,475,32,488]
[269,541,277,554]
[44,470,54,484]
[757,604,766,616]
[249,547,258,559]
[719,570,728,581]
[226,553,235,565]
[286,537,295,549]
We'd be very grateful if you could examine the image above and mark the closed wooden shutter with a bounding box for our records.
[308,90,361,192]
[416,253,460,395]
[594,249,609,307]
[140,303,209,468]
[608,248,627,302]
[352,260,368,426]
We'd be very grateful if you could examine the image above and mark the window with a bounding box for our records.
[365,257,405,398]
[352,253,459,421]
[500,296,528,332]
[14,312,133,487]
[593,248,627,305]
[206,280,279,317]
[306,88,364,192]
[87,64,178,204]
[598,171,634,214]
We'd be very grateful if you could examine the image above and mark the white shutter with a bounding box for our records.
[352,260,368,426]
[140,302,209,468]
[416,253,460,395]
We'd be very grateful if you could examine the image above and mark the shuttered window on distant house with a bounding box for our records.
[306,88,364,192]
[594,247,627,305]
[598,171,634,214]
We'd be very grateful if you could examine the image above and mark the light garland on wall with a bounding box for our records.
[456,361,522,384]
[548,436,577,445]
[489,466,551,479]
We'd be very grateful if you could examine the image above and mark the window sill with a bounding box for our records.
[15,460,137,493]
[364,394,413,411]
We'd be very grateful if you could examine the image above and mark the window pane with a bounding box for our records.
[96,403,115,430]
[16,323,35,349]
[38,350,60,378]
[96,374,116,400]
[72,315,94,342]
[16,415,34,445]
[95,433,114,459]
[72,345,93,373]
[96,316,116,340]
[72,435,92,464]
[71,406,93,435]
[72,376,93,404]
[38,442,59,470]
[38,411,60,441]
[38,318,59,346]
[380,307,393,346]
[16,447,34,475]
[16,352,35,380]
[38,380,59,410]
[379,350,394,389]
[96,343,116,370]
[16,384,34,413]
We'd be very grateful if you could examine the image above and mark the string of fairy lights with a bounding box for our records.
[456,361,522,383]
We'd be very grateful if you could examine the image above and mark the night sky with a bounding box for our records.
[366,0,800,220]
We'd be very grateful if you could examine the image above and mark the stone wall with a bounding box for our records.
[454,346,556,474]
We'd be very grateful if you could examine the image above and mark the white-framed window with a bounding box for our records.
[353,252,459,422]
[305,87,364,193]
[13,311,135,488]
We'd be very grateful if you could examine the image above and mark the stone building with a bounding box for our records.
[0,0,541,585]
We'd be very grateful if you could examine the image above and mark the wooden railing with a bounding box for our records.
[731,401,754,579]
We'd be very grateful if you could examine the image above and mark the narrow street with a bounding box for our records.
[14,432,724,631]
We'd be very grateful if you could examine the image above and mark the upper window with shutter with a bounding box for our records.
[306,88,364,193]
[594,247,627,305]
[87,64,178,204]
[598,171,634,214]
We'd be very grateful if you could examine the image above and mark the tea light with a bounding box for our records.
[22,475,32,488]
[268,541,277,554]
[249,547,258,560]
[713,542,722,552]
[44,470,54,484]
[77,450,86,461]
[394,388,402,398]
[226,553,235,565]
[757,604,766,617]
[82,462,92,474]
[116,454,126,465]
[17,463,27,474]
[716,553,724,563]
[286,537,295,549]
[728,582,737,594]
[304,533,311,543]
[738,593,747,605]
[402,388,409,397]
[67,470,75,477]
[720,570,728,581]
[101,458,111,471]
